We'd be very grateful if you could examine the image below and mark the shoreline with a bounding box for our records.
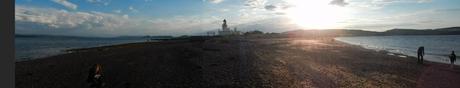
[336,39,454,65]
[16,37,460,88]
[334,36,460,66]
[15,40,153,62]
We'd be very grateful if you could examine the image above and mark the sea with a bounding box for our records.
[335,35,460,65]
[15,36,149,62]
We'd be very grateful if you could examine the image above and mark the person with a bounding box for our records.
[449,51,456,68]
[87,64,104,88]
[417,46,425,64]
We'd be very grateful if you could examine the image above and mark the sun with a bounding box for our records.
[284,0,350,29]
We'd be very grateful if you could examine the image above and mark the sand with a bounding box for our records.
[15,37,460,88]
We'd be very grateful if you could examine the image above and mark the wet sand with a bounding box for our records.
[16,37,460,88]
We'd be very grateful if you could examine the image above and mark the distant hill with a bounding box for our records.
[282,26,460,37]
[282,29,382,37]
[384,27,460,35]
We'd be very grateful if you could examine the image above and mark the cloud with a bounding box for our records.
[128,6,139,12]
[218,9,229,12]
[122,14,129,19]
[87,0,111,6]
[15,6,128,30]
[264,5,277,11]
[416,0,432,3]
[235,17,300,33]
[244,0,267,8]
[113,10,122,13]
[348,0,434,10]
[87,0,99,3]
[274,12,286,15]
[261,3,292,16]
[264,3,291,11]
[204,0,224,4]
[329,0,349,7]
[14,6,157,37]
[51,0,77,10]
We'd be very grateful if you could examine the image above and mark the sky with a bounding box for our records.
[15,0,460,37]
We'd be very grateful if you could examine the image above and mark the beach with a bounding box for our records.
[15,37,460,88]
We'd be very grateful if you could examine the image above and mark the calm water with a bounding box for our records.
[15,37,148,62]
[335,35,460,65]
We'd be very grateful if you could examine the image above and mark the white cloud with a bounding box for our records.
[122,14,129,19]
[244,0,267,8]
[113,10,122,13]
[15,6,128,30]
[219,9,229,12]
[51,0,77,10]
[204,0,224,4]
[348,0,434,10]
[87,0,98,3]
[87,0,111,6]
[128,6,139,12]
[243,0,292,16]
[239,0,284,18]
[416,0,432,3]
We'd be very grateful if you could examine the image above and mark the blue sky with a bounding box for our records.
[15,0,460,37]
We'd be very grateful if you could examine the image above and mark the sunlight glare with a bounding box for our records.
[285,0,350,29]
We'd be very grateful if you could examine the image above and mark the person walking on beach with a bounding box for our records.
[449,51,456,68]
[417,46,425,64]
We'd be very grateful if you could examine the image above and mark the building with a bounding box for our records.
[218,19,240,36]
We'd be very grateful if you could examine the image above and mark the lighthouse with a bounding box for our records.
[218,19,240,36]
